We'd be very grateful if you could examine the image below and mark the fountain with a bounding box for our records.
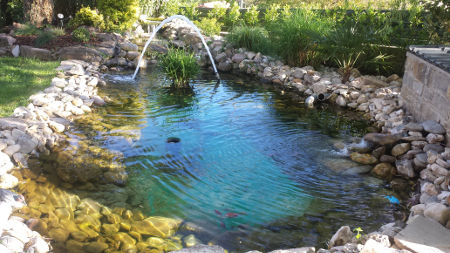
[132,15,220,80]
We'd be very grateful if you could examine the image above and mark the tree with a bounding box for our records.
[23,0,54,27]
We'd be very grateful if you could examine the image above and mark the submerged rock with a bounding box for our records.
[169,244,225,253]
[350,152,378,165]
[363,133,401,146]
[371,163,396,179]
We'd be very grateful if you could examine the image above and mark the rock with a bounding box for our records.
[360,76,388,87]
[93,96,105,106]
[0,236,24,252]
[292,68,307,79]
[232,53,246,63]
[48,121,65,133]
[335,95,346,107]
[329,226,353,248]
[131,216,181,238]
[0,34,16,47]
[0,174,19,189]
[52,77,67,88]
[423,203,450,225]
[395,159,415,178]
[426,133,445,144]
[312,82,327,94]
[364,133,401,146]
[3,144,21,157]
[0,152,14,176]
[218,61,232,72]
[422,182,439,196]
[20,46,53,60]
[25,235,50,253]
[350,152,378,165]
[427,150,439,164]
[48,227,70,242]
[11,45,20,57]
[84,241,109,253]
[183,234,201,248]
[422,120,446,134]
[414,153,427,168]
[411,204,426,216]
[169,244,225,253]
[360,239,396,253]
[394,215,450,253]
[268,247,315,253]
[126,51,140,61]
[371,163,396,179]
[57,46,102,62]
[379,155,396,163]
[423,144,445,153]
[386,74,400,83]
[119,42,138,52]
[305,96,314,107]
[391,143,411,157]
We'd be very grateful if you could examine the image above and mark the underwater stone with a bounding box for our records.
[350,152,378,165]
[84,241,109,253]
[371,163,396,180]
[131,216,182,238]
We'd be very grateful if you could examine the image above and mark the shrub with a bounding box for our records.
[34,31,55,47]
[183,2,199,20]
[280,4,292,20]
[263,4,280,24]
[159,48,200,87]
[46,26,66,36]
[194,18,222,36]
[15,23,40,36]
[227,26,271,54]
[207,6,227,22]
[72,27,91,42]
[97,0,139,31]
[268,9,332,67]
[226,1,241,27]
[244,5,259,26]
[69,6,105,30]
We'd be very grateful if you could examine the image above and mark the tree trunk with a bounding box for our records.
[23,0,54,27]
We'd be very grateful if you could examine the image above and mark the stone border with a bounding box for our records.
[0,59,108,252]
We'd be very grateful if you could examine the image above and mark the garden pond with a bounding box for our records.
[15,68,407,252]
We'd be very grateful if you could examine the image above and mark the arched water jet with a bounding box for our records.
[132,15,220,80]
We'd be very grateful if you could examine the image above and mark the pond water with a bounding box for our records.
[27,68,403,252]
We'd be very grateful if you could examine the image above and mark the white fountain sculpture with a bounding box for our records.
[132,15,220,80]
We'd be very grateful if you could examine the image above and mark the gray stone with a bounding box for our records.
[392,143,411,157]
[329,226,353,248]
[396,159,415,178]
[394,215,450,252]
[423,144,445,153]
[0,34,16,47]
[312,82,327,94]
[424,203,450,225]
[427,150,439,164]
[20,46,53,60]
[413,153,427,168]
[379,155,396,163]
[404,122,424,132]
[0,236,24,252]
[119,42,138,52]
[232,53,246,63]
[0,152,14,176]
[169,244,225,253]
[268,247,315,253]
[426,133,445,144]
[422,120,446,134]
[364,133,401,145]
[218,61,232,72]
[0,174,19,189]
[3,144,20,157]
[57,46,102,62]
[11,45,19,57]
[361,239,397,253]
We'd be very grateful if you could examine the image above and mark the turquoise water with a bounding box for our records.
[56,68,401,251]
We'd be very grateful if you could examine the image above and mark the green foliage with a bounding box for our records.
[0,0,23,27]
[72,27,91,42]
[267,9,332,67]
[54,0,97,20]
[207,7,227,23]
[353,227,364,240]
[139,0,167,17]
[280,4,292,20]
[0,57,59,117]
[227,26,271,53]
[159,48,200,87]
[46,26,66,36]
[97,0,139,31]
[420,0,449,43]
[34,31,56,47]
[194,18,222,36]
[15,23,40,36]
[161,0,182,17]
[264,4,280,23]
[69,7,105,30]
[227,1,241,27]
[244,5,260,26]
[182,2,199,20]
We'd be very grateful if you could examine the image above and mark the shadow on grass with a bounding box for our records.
[0,57,59,117]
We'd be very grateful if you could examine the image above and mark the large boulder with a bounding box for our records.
[0,34,16,47]
[364,133,401,146]
[329,226,353,248]
[57,46,103,62]
[20,46,53,60]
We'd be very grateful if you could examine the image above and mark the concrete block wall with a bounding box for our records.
[400,52,450,143]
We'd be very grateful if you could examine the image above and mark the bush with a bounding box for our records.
[34,31,56,47]
[46,26,66,36]
[244,5,259,26]
[207,6,227,22]
[194,18,222,36]
[72,27,91,42]
[267,9,332,67]
[227,26,271,54]
[182,2,199,20]
[226,1,241,27]
[97,0,139,31]
[263,4,280,24]
[15,23,40,36]
[159,48,200,87]
[69,7,105,30]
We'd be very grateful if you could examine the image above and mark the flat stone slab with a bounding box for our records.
[394,215,450,253]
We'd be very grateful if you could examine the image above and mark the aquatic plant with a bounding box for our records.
[159,48,200,87]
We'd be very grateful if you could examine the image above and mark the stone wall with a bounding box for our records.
[400,52,450,144]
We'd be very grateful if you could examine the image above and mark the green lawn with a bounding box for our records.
[0,57,59,117]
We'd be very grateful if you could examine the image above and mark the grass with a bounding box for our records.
[159,48,200,87]
[0,57,59,117]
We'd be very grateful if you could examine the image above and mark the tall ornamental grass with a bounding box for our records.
[159,48,200,88]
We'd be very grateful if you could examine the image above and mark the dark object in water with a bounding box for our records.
[225,212,239,218]
[167,137,180,143]
[215,209,223,216]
